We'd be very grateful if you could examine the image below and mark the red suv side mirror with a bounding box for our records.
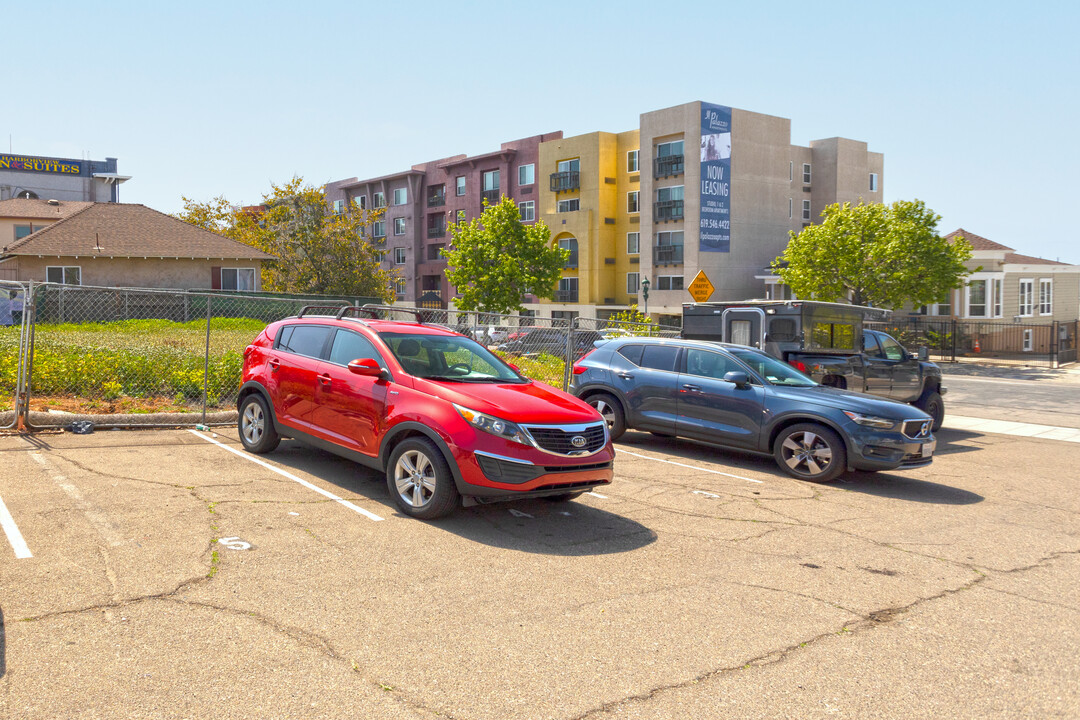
[348,358,385,377]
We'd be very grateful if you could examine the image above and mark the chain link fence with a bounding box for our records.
[4,284,680,431]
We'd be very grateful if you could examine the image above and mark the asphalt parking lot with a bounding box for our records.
[1,421,1078,719]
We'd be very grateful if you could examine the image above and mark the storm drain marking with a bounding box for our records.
[617,449,764,484]
[188,430,384,522]
[0,493,32,559]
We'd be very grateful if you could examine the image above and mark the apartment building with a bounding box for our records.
[541,101,883,324]
[326,133,562,306]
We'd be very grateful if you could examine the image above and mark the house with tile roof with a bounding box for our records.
[0,200,274,290]
[922,229,1079,324]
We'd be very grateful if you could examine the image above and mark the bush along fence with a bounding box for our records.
[866,317,1079,368]
[1,282,678,430]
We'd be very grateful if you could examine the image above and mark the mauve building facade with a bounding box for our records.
[326,132,561,306]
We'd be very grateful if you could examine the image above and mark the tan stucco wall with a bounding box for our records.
[3,256,264,290]
[0,217,61,248]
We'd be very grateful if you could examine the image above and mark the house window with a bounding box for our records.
[456,176,466,196]
[518,201,535,222]
[869,173,879,192]
[627,232,640,255]
[627,272,640,294]
[332,200,344,215]
[1023,329,1034,352]
[557,198,580,213]
[373,192,386,208]
[1039,279,1052,315]
[657,275,684,291]
[935,292,952,316]
[627,191,639,213]
[373,221,386,238]
[1018,279,1034,316]
[14,224,34,240]
[967,279,987,317]
[627,150,639,173]
[393,188,407,206]
[220,268,255,291]
[802,200,811,221]
[802,163,812,184]
[393,217,406,235]
[992,278,1002,317]
[394,247,407,265]
[353,195,366,210]
[45,266,81,285]
[518,164,534,186]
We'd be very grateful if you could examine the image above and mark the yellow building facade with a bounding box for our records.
[537,129,641,319]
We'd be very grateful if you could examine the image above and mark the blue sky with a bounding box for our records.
[6,1,1078,260]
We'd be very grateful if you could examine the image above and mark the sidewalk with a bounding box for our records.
[940,360,1080,383]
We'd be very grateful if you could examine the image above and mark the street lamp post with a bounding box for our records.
[640,277,650,318]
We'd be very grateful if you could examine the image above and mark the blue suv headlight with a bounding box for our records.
[454,404,532,446]
[843,411,897,430]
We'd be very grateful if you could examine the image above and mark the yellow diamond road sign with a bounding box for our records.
[688,270,715,302]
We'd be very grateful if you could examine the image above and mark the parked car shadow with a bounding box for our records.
[258,440,658,556]
[835,472,984,505]
[931,428,988,456]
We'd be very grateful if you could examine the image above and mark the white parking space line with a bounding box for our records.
[617,448,764,484]
[30,453,125,546]
[0,493,32,559]
[586,492,608,499]
[188,430,384,521]
[945,415,1080,443]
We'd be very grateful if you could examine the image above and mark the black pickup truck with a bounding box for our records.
[683,300,946,430]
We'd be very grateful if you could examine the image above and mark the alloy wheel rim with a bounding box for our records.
[242,403,263,444]
[395,450,437,507]
[781,431,833,477]
[593,399,615,429]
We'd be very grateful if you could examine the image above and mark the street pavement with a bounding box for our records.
[0,368,1078,718]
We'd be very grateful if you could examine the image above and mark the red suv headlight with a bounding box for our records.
[453,404,532,446]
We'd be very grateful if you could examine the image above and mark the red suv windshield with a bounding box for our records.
[379,332,525,383]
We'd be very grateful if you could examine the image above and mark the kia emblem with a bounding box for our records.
[571,435,587,448]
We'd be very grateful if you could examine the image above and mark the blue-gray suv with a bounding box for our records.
[570,337,935,483]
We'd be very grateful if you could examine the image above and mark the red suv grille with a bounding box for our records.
[526,424,606,455]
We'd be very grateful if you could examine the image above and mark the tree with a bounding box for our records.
[772,200,973,309]
[175,178,397,301]
[442,196,567,314]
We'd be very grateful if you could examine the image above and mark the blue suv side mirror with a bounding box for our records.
[723,371,750,389]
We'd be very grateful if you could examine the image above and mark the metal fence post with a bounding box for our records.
[201,295,212,425]
[562,318,575,392]
[16,282,36,431]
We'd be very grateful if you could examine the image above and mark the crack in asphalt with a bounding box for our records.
[568,548,1080,720]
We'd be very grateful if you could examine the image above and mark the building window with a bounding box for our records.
[394,217,406,235]
[626,272,640,294]
[1023,329,1034,352]
[1018,279,1034,317]
[483,170,499,191]
[518,164,534,186]
[556,277,579,303]
[788,198,792,219]
[373,192,386,208]
[393,187,407,206]
[802,200,811,221]
[427,244,445,261]
[332,199,344,215]
[1039,279,1052,315]
[353,195,366,210]
[558,237,578,268]
[557,158,580,174]
[627,232,639,255]
[657,275,684,291]
[967,279,987,317]
[802,163,812,184]
[627,150,639,173]
[456,176,466,196]
[220,268,255,291]
[394,247,407,265]
[456,209,466,222]
[395,277,407,295]
[627,191,639,213]
[789,161,793,182]
[935,292,952,316]
[557,198,580,213]
[518,201,535,222]
[45,266,81,285]
[869,173,879,192]
[656,141,683,158]
[373,221,386,238]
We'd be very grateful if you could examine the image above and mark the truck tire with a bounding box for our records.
[915,391,944,432]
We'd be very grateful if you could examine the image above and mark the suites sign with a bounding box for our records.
[0,154,83,175]
[699,102,732,253]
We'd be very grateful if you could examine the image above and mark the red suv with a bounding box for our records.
[237,306,614,519]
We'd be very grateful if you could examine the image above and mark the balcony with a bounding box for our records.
[427,192,445,208]
[654,154,684,177]
[554,289,579,303]
[653,244,684,265]
[427,226,446,239]
[654,200,684,222]
[549,171,580,193]
[481,189,500,205]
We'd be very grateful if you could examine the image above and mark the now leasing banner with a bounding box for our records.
[699,103,732,252]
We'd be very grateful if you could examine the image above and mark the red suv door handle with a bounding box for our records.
[317,373,331,386]
[268,359,279,373]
